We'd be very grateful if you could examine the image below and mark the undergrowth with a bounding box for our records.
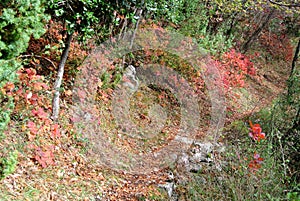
[181,95,300,201]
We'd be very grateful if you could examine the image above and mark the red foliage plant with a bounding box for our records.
[3,68,60,168]
[247,121,266,173]
[249,121,265,142]
[248,152,264,173]
[216,49,256,90]
[33,145,55,168]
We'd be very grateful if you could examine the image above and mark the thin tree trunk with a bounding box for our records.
[51,32,73,121]
[287,37,300,99]
[130,8,143,49]
[109,10,117,38]
[289,38,300,78]
[292,107,300,130]
[118,18,128,40]
[242,8,275,53]
[225,0,248,39]
[119,17,128,68]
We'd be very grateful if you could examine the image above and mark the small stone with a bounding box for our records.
[158,182,175,198]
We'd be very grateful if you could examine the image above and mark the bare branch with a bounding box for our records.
[268,0,300,8]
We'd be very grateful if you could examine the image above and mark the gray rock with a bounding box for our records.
[189,142,214,163]
[162,142,226,199]
[158,182,175,198]
[122,65,139,91]
[175,142,226,173]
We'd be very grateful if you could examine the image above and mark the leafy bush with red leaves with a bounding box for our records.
[3,68,61,168]
[216,49,256,90]
[249,121,265,142]
[247,121,266,173]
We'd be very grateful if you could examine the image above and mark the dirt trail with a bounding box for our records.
[226,59,290,122]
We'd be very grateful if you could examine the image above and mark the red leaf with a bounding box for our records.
[34,146,55,168]
[27,121,38,134]
[51,124,61,139]
[249,122,265,142]
[32,107,48,120]
[25,68,37,78]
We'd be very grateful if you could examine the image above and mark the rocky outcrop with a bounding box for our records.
[159,142,225,200]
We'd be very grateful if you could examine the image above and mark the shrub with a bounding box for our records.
[0,150,18,179]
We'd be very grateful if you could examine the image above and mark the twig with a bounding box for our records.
[18,54,57,69]
[0,55,57,84]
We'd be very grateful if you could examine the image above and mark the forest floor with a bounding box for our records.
[0,51,291,200]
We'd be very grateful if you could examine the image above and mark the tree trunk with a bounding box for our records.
[288,38,300,130]
[130,8,143,49]
[51,32,73,122]
[242,8,275,53]
[225,0,248,39]
[289,38,300,78]
[287,38,300,97]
